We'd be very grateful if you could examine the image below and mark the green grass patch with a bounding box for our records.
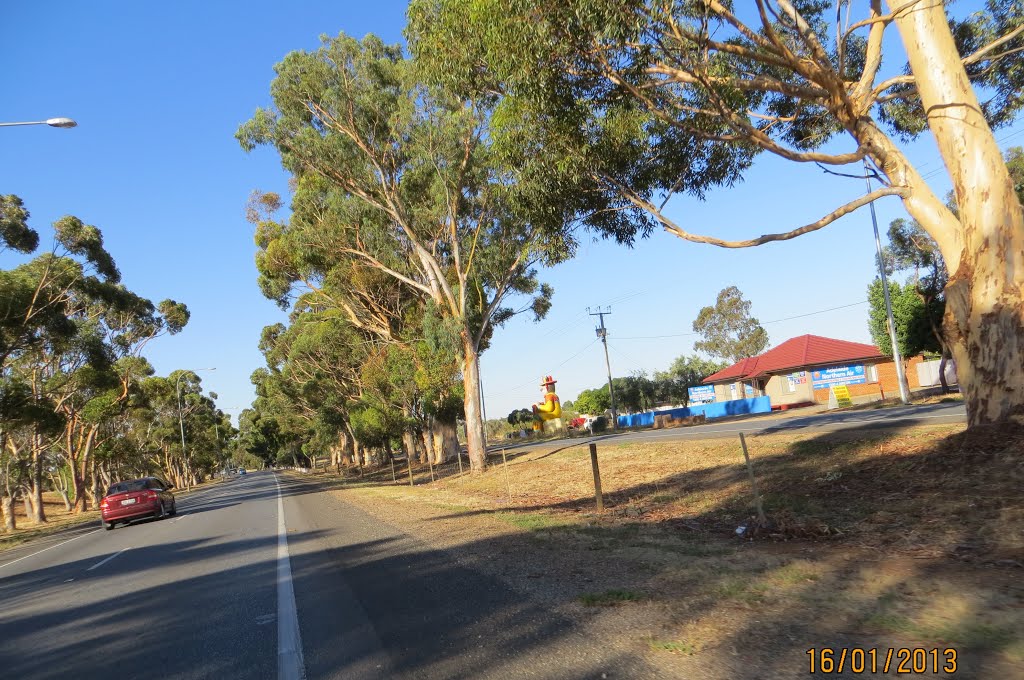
[770,562,822,585]
[578,589,646,606]
[712,577,770,604]
[648,639,695,655]
[495,512,567,532]
[430,502,473,514]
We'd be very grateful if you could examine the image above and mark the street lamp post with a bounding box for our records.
[0,117,77,128]
[176,368,216,486]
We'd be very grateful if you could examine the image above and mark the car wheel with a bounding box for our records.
[169,500,177,516]
[156,502,166,520]
[103,521,115,531]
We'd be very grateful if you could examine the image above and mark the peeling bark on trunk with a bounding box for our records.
[894,0,1024,425]
[461,333,487,472]
[2,495,14,532]
[401,431,418,467]
[29,435,46,523]
[340,427,355,467]
[419,428,432,465]
[433,420,459,465]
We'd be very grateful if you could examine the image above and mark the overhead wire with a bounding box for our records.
[614,300,869,340]
[488,338,600,397]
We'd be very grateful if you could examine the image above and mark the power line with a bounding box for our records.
[588,306,618,424]
[488,338,600,397]
[918,129,1024,182]
[615,300,869,340]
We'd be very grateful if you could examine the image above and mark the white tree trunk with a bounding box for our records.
[894,0,1024,425]
[1,495,14,532]
[433,420,459,465]
[420,427,435,465]
[461,333,487,472]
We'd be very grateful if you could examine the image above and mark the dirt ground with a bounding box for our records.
[329,422,1024,679]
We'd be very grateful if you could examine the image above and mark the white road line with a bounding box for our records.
[274,473,306,680]
[86,547,130,572]
[0,528,100,571]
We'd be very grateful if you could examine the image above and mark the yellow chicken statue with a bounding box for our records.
[532,375,562,433]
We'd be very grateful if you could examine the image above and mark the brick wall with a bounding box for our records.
[811,355,927,403]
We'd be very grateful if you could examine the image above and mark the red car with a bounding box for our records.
[100,477,177,530]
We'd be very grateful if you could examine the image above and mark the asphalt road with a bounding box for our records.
[503,401,967,451]
[0,471,658,679]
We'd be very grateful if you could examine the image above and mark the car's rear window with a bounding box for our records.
[106,480,148,495]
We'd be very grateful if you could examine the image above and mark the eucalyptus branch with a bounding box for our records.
[600,171,907,248]
[962,23,1024,65]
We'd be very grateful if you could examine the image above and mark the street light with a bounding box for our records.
[176,368,216,480]
[0,117,77,128]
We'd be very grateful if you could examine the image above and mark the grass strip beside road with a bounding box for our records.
[320,421,1023,677]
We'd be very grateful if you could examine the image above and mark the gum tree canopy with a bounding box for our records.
[409,0,1024,427]
[238,35,570,471]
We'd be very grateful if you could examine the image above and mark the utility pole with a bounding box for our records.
[588,306,618,429]
[865,160,911,405]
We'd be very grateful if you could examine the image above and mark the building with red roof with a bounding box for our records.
[702,334,928,407]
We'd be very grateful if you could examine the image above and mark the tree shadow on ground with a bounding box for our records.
[337,422,1023,678]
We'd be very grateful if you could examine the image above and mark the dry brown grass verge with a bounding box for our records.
[330,422,1023,678]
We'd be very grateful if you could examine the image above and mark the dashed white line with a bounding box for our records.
[274,472,306,680]
[86,547,130,571]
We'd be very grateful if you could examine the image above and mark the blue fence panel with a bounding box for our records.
[616,396,771,428]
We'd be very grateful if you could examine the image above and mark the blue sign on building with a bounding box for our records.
[811,364,866,389]
[688,384,717,404]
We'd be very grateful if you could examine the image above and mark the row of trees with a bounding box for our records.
[0,195,230,531]
[572,355,728,416]
[236,34,563,473]
[241,1,1023,473]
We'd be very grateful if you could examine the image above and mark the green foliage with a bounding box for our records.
[692,287,768,362]
[0,195,39,254]
[573,386,611,416]
[867,279,941,359]
[0,195,204,498]
[506,408,533,425]
[409,1,1024,251]
[1005,146,1024,207]
[654,354,728,405]
[238,31,586,466]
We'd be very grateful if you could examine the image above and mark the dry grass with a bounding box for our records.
[335,422,1024,677]
[0,492,99,551]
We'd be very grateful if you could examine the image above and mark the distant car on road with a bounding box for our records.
[238,468,246,475]
[100,477,176,530]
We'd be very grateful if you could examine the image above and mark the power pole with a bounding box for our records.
[588,306,618,429]
[865,160,911,405]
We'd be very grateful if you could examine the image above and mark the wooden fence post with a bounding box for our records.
[739,433,767,526]
[501,448,512,503]
[589,443,604,512]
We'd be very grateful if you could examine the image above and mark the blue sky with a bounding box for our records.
[3,1,1020,423]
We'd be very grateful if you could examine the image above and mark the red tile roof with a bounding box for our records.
[703,335,885,383]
